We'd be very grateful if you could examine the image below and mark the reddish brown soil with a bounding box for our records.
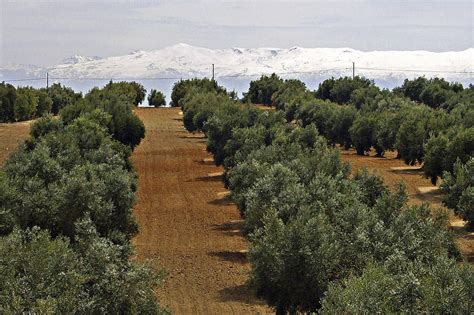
[0,121,31,165]
[340,149,438,206]
[131,108,271,314]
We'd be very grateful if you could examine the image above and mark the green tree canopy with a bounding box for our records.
[243,73,284,105]
[148,89,166,107]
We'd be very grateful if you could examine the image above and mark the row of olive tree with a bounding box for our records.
[0,84,167,313]
[0,82,81,122]
[272,76,473,226]
[177,79,472,314]
[0,80,154,123]
[393,77,467,109]
[171,78,229,107]
[59,82,146,149]
[280,77,472,156]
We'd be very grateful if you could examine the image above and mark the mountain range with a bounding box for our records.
[1,43,472,98]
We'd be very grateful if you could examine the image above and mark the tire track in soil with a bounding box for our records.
[131,108,271,314]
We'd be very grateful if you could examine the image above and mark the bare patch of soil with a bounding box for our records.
[131,108,271,314]
[0,121,31,165]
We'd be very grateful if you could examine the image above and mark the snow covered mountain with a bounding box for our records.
[44,43,473,84]
[61,55,102,65]
[1,44,472,101]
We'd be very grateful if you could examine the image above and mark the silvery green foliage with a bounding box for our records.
[148,89,166,107]
[173,78,472,314]
[0,219,168,314]
[442,158,474,226]
[321,255,473,314]
[1,115,138,241]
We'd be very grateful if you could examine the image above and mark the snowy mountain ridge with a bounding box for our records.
[61,55,102,65]
[44,43,473,83]
[1,44,472,96]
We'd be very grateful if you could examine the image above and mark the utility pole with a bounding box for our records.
[212,63,215,81]
[46,72,49,89]
[352,62,355,79]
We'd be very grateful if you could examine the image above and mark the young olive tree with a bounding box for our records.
[148,89,166,107]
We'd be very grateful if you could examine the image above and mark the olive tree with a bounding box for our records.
[171,78,226,107]
[321,256,473,314]
[441,158,474,227]
[148,89,166,107]
[395,106,432,165]
[349,113,378,155]
[0,221,168,314]
[49,83,81,114]
[35,89,53,116]
[1,115,138,241]
[243,73,284,105]
[424,127,474,184]
[0,82,16,122]
[14,88,38,121]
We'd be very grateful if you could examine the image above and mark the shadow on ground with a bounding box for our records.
[208,196,234,206]
[186,174,223,182]
[177,135,205,139]
[414,189,444,204]
[209,250,247,263]
[212,220,244,231]
[218,284,266,305]
[389,168,424,175]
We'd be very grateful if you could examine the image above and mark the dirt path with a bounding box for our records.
[340,149,439,206]
[131,108,271,314]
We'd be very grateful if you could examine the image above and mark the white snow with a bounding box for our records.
[1,44,472,103]
[46,44,473,85]
[61,55,101,65]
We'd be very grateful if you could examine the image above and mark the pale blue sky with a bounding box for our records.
[1,0,472,66]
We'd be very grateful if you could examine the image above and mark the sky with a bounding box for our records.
[1,0,473,67]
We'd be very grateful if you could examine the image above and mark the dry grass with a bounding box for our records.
[0,121,32,165]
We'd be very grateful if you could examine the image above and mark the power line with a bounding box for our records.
[50,77,185,81]
[356,67,473,74]
[2,66,473,83]
[216,69,352,79]
[1,76,186,82]
[2,78,45,82]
